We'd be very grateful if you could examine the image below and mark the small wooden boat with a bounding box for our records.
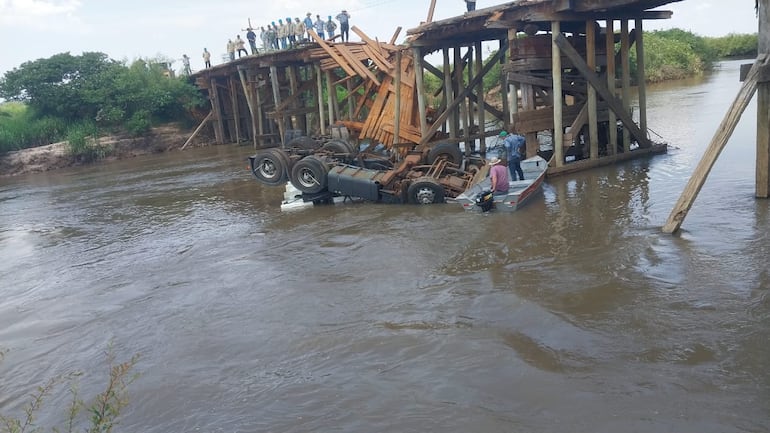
[454,155,548,212]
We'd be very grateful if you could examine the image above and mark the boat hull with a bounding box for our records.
[455,155,548,212]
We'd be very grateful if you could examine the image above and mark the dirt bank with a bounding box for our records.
[0,124,211,177]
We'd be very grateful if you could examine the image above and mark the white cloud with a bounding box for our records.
[0,0,84,30]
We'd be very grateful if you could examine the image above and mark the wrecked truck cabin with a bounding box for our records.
[188,0,681,204]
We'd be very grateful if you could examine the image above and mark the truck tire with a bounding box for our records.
[428,142,463,165]
[250,149,288,186]
[407,177,445,204]
[290,156,329,194]
[322,138,357,155]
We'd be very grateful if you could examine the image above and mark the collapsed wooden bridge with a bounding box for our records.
[189,0,684,174]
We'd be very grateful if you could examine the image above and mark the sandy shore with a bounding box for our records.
[0,125,206,177]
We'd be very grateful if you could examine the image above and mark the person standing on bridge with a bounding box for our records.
[235,35,248,57]
[293,17,306,46]
[326,16,337,40]
[202,48,211,68]
[181,54,191,75]
[277,19,287,49]
[465,0,476,12]
[336,9,350,42]
[303,13,314,41]
[226,39,235,61]
[246,27,258,55]
[314,14,325,40]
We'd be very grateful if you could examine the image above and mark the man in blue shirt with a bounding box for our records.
[500,131,526,180]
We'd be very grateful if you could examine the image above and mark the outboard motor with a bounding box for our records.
[475,190,495,212]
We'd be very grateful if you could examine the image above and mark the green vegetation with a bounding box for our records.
[0,349,139,433]
[704,33,758,58]
[0,52,204,156]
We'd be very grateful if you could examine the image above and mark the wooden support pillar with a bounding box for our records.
[414,47,428,138]
[606,19,618,156]
[229,78,241,143]
[325,70,336,127]
[635,19,648,142]
[621,20,631,152]
[455,46,467,146]
[209,78,225,144]
[552,21,564,166]
[758,0,770,198]
[254,74,265,147]
[499,38,509,127]
[663,56,765,233]
[287,66,299,131]
[587,20,599,160]
[315,65,326,136]
[237,67,258,149]
[270,66,285,146]
[475,40,486,153]
[443,48,455,138]
[346,79,355,120]
[466,44,475,155]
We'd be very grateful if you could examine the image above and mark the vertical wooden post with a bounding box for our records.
[346,79,355,120]
[237,67,258,149]
[315,65,326,136]
[552,21,564,166]
[209,78,225,144]
[443,48,455,138]
[606,19,617,156]
[394,49,402,145]
[287,66,299,131]
[635,19,648,140]
[229,77,241,143]
[455,46,467,146]
[758,0,770,198]
[325,70,336,127]
[499,38,510,126]
[466,44,475,155]
[475,40,486,153]
[254,73,265,147]
[587,20,599,160]
[270,66,285,146]
[414,47,429,138]
[621,20,631,152]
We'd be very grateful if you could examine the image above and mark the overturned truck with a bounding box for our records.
[250,135,485,205]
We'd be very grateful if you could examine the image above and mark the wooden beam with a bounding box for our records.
[316,64,326,135]
[587,19,599,160]
[269,66,285,146]
[229,77,241,143]
[413,47,428,138]
[394,49,402,145]
[237,67,257,148]
[475,40,486,153]
[426,0,437,23]
[209,78,225,144]
[553,32,650,149]
[325,70,336,127]
[635,19,648,138]
[443,48,454,138]
[621,20,632,151]
[181,111,213,150]
[663,56,766,234]
[389,27,402,45]
[553,21,564,167]
[758,0,770,198]
[606,19,617,156]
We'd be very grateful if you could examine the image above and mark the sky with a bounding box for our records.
[0,0,761,77]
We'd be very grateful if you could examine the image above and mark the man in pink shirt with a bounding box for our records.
[489,157,509,194]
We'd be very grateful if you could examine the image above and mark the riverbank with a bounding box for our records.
[0,124,208,177]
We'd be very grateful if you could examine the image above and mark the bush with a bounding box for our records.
[0,103,68,153]
[66,123,110,162]
[125,110,152,136]
[705,33,758,58]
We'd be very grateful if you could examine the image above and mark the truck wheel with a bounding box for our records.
[250,149,288,186]
[407,177,445,204]
[322,138,357,155]
[287,136,321,150]
[428,142,463,165]
[290,156,329,194]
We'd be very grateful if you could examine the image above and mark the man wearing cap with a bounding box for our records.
[336,9,351,42]
[500,130,526,181]
[489,157,509,194]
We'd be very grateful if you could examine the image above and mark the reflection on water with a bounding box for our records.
[0,61,768,433]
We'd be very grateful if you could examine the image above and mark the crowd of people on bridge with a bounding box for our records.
[192,9,352,71]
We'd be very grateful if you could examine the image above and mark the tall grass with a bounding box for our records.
[66,122,112,162]
[0,103,67,153]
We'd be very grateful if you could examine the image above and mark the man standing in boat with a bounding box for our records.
[501,131,526,181]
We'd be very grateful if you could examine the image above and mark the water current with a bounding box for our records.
[0,60,768,432]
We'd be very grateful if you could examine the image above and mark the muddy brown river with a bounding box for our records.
[1,60,768,432]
